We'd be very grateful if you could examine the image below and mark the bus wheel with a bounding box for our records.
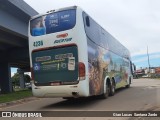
[126,84,130,88]
[126,78,131,88]
[63,97,74,100]
[109,81,115,96]
[100,82,109,99]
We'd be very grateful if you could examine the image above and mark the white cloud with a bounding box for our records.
[132,53,160,63]
[24,0,160,56]
[25,72,31,77]
[11,72,15,77]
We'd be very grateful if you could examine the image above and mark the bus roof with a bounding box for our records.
[30,6,78,20]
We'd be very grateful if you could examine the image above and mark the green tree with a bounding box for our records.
[24,74,31,83]
[12,73,31,87]
[12,73,20,86]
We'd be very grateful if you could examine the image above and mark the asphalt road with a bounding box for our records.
[1,78,160,120]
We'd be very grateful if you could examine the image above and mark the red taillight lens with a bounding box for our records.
[30,67,34,80]
[79,62,86,80]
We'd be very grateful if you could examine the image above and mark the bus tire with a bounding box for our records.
[100,82,109,99]
[126,78,131,88]
[63,97,74,100]
[126,83,130,88]
[109,80,115,96]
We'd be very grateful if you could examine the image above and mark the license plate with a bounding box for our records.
[50,82,60,86]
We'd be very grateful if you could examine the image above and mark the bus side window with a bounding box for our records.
[86,16,90,27]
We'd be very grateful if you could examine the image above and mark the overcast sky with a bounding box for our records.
[22,0,160,68]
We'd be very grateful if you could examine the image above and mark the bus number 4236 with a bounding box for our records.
[33,41,43,47]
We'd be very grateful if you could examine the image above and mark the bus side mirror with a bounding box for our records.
[86,16,90,27]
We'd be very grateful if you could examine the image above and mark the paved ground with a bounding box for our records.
[0,78,160,120]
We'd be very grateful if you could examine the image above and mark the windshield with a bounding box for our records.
[30,9,76,36]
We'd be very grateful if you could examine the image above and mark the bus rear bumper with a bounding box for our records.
[31,79,89,98]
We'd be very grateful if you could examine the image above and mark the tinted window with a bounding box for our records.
[32,46,78,85]
[30,9,76,36]
[86,16,90,27]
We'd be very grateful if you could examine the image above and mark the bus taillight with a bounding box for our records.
[30,67,34,80]
[79,62,86,80]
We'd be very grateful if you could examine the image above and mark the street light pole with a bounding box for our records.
[147,46,150,74]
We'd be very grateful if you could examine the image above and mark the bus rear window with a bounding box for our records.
[30,9,76,36]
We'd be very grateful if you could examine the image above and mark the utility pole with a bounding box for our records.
[147,46,150,74]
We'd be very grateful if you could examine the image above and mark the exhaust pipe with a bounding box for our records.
[72,92,79,97]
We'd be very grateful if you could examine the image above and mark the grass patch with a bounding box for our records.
[0,90,33,103]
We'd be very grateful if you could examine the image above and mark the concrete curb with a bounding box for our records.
[0,97,38,108]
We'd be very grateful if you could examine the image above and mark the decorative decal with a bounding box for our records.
[33,63,40,71]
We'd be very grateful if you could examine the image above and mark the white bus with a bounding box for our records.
[29,6,133,99]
